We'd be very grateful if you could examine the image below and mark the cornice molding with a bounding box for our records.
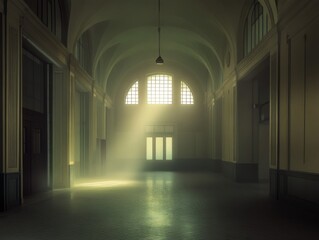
[277,0,314,31]
[13,0,68,67]
[104,94,112,109]
[70,54,112,108]
[278,1,319,38]
[94,83,104,102]
[213,28,278,100]
[213,76,236,101]
[71,55,93,92]
[236,27,278,81]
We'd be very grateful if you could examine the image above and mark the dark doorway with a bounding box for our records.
[22,48,50,196]
[23,109,48,195]
[0,13,3,171]
[237,57,270,182]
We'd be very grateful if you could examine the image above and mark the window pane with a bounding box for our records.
[181,81,194,104]
[155,137,163,160]
[166,137,173,160]
[146,137,153,160]
[147,75,172,104]
[125,81,139,104]
[244,0,269,57]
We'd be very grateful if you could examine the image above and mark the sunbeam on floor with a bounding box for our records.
[1,172,319,240]
[73,179,137,189]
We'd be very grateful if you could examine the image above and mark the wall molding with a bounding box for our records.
[17,1,68,67]
[237,27,278,81]
[0,173,4,211]
[270,168,319,206]
[214,70,237,100]
[222,161,258,182]
[278,0,318,34]
[0,172,20,211]
[70,54,112,108]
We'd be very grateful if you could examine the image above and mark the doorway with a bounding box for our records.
[23,110,48,195]
[237,57,270,182]
[146,135,173,161]
[22,48,50,195]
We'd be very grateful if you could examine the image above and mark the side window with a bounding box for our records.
[75,33,92,75]
[181,81,194,104]
[243,0,270,56]
[23,0,63,41]
[125,81,139,104]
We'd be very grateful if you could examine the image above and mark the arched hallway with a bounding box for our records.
[1,172,318,240]
[1,1,319,238]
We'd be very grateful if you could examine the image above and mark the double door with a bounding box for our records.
[23,109,48,196]
[146,135,173,161]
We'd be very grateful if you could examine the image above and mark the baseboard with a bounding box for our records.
[0,173,21,211]
[222,161,258,182]
[270,169,319,207]
[0,173,4,212]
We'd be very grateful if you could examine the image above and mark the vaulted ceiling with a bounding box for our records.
[67,0,274,97]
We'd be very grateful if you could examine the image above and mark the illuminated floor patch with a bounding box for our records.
[73,180,136,189]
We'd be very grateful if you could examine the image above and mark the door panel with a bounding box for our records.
[155,137,164,160]
[23,121,32,195]
[146,136,173,161]
[146,137,153,160]
[23,109,48,196]
[165,137,173,160]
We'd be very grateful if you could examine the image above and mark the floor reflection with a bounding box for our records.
[146,173,173,228]
[1,172,318,240]
[143,172,198,240]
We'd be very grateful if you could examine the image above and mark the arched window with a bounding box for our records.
[124,74,195,105]
[75,33,92,75]
[23,0,64,41]
[147,74,172,104]
[181,81,194,105]
[244,0,270,56]
[125,81,139,104]
[55,0,62,40]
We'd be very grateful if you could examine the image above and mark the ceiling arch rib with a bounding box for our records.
[69,0,251,98]
[69,0,233,50]
[90,19,228,72]
[89,25,225,91]
[99,39,221,92]
[103,44,223,100]
[68,0,157,52]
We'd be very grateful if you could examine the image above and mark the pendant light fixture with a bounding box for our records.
[156,0,164,65]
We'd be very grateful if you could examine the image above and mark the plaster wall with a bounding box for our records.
[279,3,319,174]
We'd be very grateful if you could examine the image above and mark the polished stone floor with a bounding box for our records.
[1,172,319,240]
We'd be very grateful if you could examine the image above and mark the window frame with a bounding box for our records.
[243,0,270,57]
[145,134,173,161]
[147,74,173,105]
[124,74,195,106]
[125,81,139,105]
[180,81,194,105]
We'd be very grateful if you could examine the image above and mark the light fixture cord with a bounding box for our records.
[158,0,161,56]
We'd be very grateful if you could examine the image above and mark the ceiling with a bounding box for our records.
[67,0,259,97]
